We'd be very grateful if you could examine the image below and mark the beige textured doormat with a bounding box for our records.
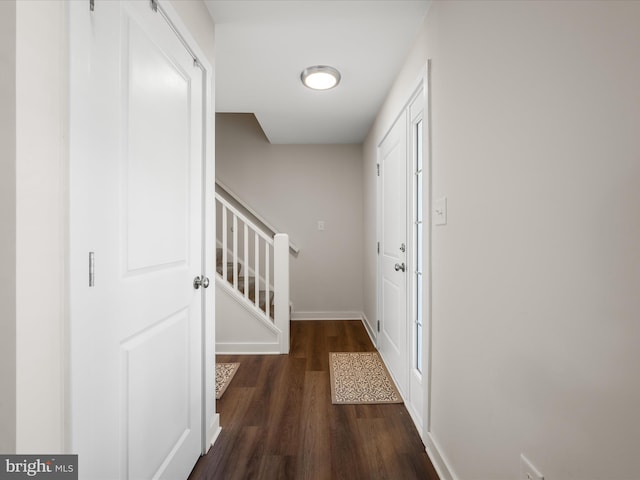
[329,352,403,405]
[216,363,240,399]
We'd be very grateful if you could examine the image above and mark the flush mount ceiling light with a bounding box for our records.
[301,65,341,90]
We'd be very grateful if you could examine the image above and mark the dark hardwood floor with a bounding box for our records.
[188,320,439,480]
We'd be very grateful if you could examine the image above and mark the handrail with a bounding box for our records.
[215,180,301,255]
[216,194,273,245]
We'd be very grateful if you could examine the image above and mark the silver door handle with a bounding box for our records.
[193,276,210,289]
[394,263,406,272]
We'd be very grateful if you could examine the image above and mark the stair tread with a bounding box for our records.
[232,281,274,315]
[216,250,275,319]
[216,262,236,271]
[216,252,241,282]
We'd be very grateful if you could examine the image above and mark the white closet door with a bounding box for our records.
[70,2,205,478]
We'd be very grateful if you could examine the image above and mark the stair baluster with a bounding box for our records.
[232,215,238,290]
[215,193,290,354]
[221,206,228,282]
[243,222,249,300]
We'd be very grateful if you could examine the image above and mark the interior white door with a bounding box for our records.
[69,2,204,478]
[378,115,408,396]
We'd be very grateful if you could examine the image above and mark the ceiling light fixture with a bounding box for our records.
[301,65,341,91]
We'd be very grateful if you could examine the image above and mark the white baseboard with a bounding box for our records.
[290,311,378,347]
[360,312,377,347]
[216,342,281,355]
[424,432,458,480]
[207,414,221,452]
[291,310,363,321]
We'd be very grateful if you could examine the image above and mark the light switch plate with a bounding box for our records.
[433,197,447,226]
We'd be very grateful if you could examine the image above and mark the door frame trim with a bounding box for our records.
[375,62,431,439]
[152,0,218,454]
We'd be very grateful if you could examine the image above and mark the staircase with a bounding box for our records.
[215,192,290,354]
[216,248,274,317]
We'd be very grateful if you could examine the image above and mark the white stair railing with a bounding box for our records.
[216,193,290,353]
[216,180,300,255]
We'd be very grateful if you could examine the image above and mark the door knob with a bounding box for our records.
[394,263,406,272]
[193,276,210,289]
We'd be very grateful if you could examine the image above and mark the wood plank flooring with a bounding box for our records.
[188,320,439,480]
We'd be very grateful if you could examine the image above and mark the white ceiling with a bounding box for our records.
[205,1,431,144]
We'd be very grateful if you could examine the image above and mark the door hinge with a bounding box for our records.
[377,241,380,254]
[377,320,380,332]
[150,0,158,12]
[376,164,380,176]
[89,0,94,11]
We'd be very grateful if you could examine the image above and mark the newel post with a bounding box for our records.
[273,233,290,353]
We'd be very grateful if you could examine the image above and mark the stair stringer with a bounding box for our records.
[215,275,283,354]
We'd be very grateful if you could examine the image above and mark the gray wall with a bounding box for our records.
[216,113,364,318]
[0,0,17,454]
[364,1,640,478]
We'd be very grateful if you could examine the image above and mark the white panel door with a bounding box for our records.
[378,115,408,396]
[69,2,204,478]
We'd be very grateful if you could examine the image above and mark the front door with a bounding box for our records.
[69,2,205,478]
[378,115,408,396]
